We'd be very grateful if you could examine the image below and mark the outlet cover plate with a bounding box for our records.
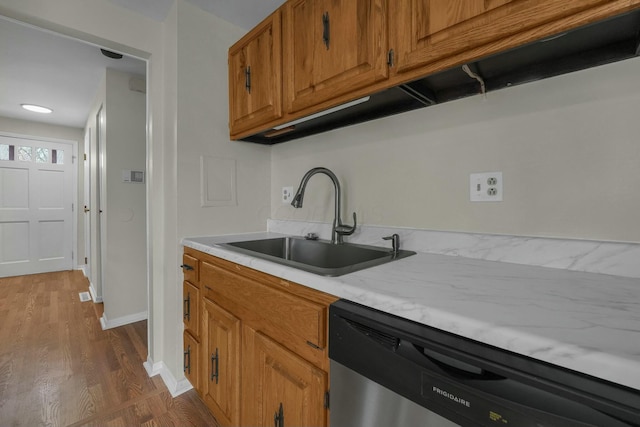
[282,186,294,204]
[470,172,503,202]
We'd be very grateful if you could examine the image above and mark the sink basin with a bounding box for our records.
[220,236,415,276]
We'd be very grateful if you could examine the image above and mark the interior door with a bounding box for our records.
[83,129,91,280]
[0,134,74,277]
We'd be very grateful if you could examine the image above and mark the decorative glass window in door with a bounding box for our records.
[0,144,10,160]
[35,147,49,163]
[17,146,32,161]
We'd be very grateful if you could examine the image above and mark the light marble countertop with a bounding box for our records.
[182,232,640,392]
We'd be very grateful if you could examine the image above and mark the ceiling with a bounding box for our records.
[0,0,283,129]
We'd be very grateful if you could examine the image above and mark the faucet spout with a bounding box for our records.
[291,167,356,244]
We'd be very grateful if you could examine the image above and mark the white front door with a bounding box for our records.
[0,135,74,278]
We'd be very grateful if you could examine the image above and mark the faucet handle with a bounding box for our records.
[383,233,400,254]
[335,212,357,236]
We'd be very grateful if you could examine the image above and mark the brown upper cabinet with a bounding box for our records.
[228,10,283,136]
[388,0,623,76]
[228,0,640,142]
[283,0,389,113]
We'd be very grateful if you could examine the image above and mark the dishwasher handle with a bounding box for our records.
[397,339,505,382]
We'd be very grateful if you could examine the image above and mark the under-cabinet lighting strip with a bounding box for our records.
[272,96,371,130]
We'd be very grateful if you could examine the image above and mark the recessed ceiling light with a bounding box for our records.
[21,104,53,114]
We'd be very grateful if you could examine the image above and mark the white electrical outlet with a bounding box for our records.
[282,186,294,204]
[470,172,503,202]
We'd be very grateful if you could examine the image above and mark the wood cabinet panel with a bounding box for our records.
[186,247,337,426]
[284,0,388,113]
[229,10,283,135]
[389,0,614,75]
[183,331,200,394]
[201,260,327,349]
[183,281,200,338]
[202,298,241,426]
[244,327,327,427]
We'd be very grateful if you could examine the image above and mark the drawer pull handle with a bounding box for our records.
[183,345,191,374]
[211,348,219,384]
[183,293,190,321]
[180,264,194,271]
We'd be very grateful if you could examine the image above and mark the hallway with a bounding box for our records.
[0,270,218,426]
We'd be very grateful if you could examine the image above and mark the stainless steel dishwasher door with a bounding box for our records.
[330,360,459,427]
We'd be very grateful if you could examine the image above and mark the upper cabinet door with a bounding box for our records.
[228,11,282,136]
[389,0,613,75]
[284,0,388,114]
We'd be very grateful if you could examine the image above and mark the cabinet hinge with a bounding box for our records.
[387,49,395,68]
[324,391,330,409]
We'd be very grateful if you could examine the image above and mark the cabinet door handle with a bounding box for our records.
[180,264,194,271]
[210,348,219,384]
[387,49,395,67]
[322,12,330,50]
[273,402,284,427]
[245,66,251,94]
[183,292,190,321]
[183,345,191,374]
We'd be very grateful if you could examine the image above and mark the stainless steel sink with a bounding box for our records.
[220,236,415,277]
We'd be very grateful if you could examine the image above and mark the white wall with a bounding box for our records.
[101,69,147,322]
[272,56,640,243]
[0,116,84,259]
[170,0,271,375]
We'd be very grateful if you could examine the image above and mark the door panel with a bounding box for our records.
[390,0,611,74]
[202,298,241,426]
[284,0,388,113]
[251,330,327,427]
[229,11,283,135]
[0,135,74,277]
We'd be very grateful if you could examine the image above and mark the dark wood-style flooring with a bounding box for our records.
[0,270,219,427]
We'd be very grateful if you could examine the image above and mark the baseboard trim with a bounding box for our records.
[144,356,193,397]
[100,311,147,330]
[88,281,103,303]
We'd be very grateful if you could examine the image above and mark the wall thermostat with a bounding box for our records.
[122,170,145,183]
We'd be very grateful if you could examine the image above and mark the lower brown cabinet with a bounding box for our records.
[183,247,337,427]
[202,297,241,426]
[244,327,327,427]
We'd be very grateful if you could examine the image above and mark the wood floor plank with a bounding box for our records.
[0,271,219,427]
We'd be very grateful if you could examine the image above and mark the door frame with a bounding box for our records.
[0,130,79,273]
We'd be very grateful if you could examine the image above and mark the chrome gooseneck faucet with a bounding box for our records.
[291,167,356,244]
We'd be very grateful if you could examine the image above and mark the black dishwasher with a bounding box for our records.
[329,299,640,427]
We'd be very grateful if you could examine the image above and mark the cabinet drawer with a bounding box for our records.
[183,281,200,338]
[183,330,200,394]
[182,253,199,284]
[202,261,327,349]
